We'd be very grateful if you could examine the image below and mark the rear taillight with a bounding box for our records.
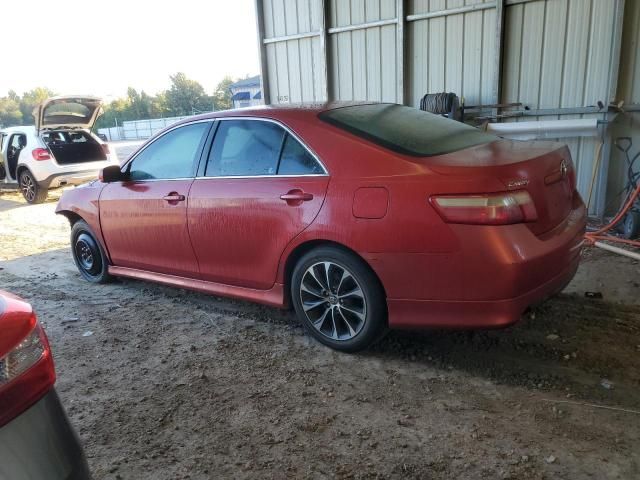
[32,148,51,161]
[101,143,110,155]
[430,190,538,225]
[0,315,55,427]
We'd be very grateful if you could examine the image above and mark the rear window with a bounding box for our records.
[44,102,92,122]
[45,131,95,144]
[318,104,497,157]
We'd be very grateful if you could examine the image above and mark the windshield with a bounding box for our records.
[319,104,497,157]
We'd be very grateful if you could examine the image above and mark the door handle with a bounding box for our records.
[163,193,185,203]
[280,190,313,203]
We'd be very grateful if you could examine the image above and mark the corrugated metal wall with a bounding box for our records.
[256,0,627,215]
[501,0,623,214]
[263,0,326,103]
[329,0,399,102]
[407,0,496,108]
[608,0,640,215]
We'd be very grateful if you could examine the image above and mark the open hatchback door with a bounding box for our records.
[33,96,103,133]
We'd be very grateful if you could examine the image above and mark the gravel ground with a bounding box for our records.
[1,189,639,480]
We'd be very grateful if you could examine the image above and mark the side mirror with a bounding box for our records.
[99,165,127,183]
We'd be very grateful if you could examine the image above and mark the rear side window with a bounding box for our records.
[205,120,325,177]
[278,135,324,175]
[128,122,209,180]
[206,120,283,177]
[319,104,497,157]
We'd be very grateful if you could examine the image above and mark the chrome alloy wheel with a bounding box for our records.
[299,261,367,341]
[20,173,35,202]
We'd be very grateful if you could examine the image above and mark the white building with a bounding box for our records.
[229,75,263,109]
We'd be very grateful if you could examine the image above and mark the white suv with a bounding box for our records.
[0,96,118,203]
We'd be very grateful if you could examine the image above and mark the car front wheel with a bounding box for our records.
[291,246,387,352]
[71,220,112,283]
[19,170,47,204]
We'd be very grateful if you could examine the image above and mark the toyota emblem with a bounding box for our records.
[560,159,568,178]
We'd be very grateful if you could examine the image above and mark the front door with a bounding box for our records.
[188,119,329,290]
[99,121,211,277]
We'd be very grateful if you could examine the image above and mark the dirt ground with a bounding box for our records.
[1,189,639,480]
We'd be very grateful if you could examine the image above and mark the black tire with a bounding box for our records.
[622,211,640,240]
[71,220,112,283]
[291,246,387,352]
[19,170,47,204]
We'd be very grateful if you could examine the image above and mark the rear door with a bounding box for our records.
[188,118,329,289]
[99,121,211,277]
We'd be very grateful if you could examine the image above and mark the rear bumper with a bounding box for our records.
[387,251,580,329]
[367,200,586,329]
[0,389,90,480]
[39,170,100,189]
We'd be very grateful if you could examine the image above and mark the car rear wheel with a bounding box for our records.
[71,220,112,283]
[19,170,47,204]
[291,246,387,352]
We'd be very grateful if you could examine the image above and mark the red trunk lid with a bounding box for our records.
[424,140,576,235]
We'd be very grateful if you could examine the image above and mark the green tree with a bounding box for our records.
[96,97,132,129]
[150,91,169,118]
[19,87,55,125]
[0,96,23,127]
[212,76,234,111]
[165,72,212,116]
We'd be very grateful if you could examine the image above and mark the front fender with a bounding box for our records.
[56,181,110,262]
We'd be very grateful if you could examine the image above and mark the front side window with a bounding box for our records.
[206,120,284,177]
[128,122,209,181]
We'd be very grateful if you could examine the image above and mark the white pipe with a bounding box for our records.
[486,119,599,140]
[594,241,640,261]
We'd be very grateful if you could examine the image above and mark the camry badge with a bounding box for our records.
[506,178,529,189]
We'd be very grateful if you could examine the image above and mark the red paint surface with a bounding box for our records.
[352,187,389,219]
[188,177,328,289]
[0,291,56,428]
[99,180,199,277]
[57,103,587,330]
[0,290,35,358]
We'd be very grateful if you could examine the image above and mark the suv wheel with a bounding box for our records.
[19,170,47,204]
[71,220,112,283]
[291,246,387,352]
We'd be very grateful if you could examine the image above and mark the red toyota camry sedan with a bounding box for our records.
[56,103,586,352]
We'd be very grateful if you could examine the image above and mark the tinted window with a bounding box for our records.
[206,120,284,177]
[129,122,209,180]
[9,134,26,149]
[319,104,497,157]
[278,135,324,175]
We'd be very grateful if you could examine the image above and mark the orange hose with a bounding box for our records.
[584,181,640,248]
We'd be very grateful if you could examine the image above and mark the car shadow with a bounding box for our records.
[365,294,640,407]
[0,189,62,212]
[0,196,27,212]
[2,247,638,410]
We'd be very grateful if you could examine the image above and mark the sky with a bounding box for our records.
[1,0,260,100]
